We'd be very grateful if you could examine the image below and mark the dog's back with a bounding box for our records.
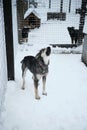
[21,56,37,75]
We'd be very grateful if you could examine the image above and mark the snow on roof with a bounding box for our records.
[24,8,41,19]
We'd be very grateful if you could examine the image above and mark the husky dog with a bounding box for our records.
[67,27,86,44]
[21,47,51,100]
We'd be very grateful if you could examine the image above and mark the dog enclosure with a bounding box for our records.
[0,0,87,129]
[16,0,87,45]
[1,0,87,81]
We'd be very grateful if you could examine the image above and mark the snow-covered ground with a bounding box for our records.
[0,0,87,129]
[1,14,87,130]
[2,46,87,130]
[0,2,7,126]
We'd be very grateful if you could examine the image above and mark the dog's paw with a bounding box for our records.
[35,96,40,100]
[21,87,25,90]
[42,91,47,96]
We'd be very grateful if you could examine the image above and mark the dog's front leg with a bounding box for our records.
[71,38,73,44]
[21,68,27,90]
[34,79,40,100]
[42,76,47,96]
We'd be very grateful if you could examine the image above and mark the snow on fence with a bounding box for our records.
[0,2,7,121]
[82,35,87,66]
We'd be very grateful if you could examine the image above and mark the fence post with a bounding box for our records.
[78,0,87,45]
[82,35,87,66]
[3,0,14,80]
[17,0,28,43]
[49,0,51,8]
[69,0,71,13]
[60,0,63,13]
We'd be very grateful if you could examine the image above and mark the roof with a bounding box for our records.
[24,9,41,19]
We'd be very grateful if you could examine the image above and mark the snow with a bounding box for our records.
[1,0,87,130]
[0,1,7,125]
[24,9,41,19]
[2,50,87,130]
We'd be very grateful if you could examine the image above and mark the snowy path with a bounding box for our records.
[3,49,87,130]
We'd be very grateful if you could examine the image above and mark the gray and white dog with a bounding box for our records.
[21,47,51,100]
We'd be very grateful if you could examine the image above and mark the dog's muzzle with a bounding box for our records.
[46,47,51,56]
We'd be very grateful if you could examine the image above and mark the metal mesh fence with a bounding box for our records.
[16,0,87,46]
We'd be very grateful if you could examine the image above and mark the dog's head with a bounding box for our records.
[67,27,75,34]
[40,46,51,57]
[41,47,51,65]
[36,46,51,65]
[46,46,51,56]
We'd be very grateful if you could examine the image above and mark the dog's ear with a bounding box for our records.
[72,27,74,29]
